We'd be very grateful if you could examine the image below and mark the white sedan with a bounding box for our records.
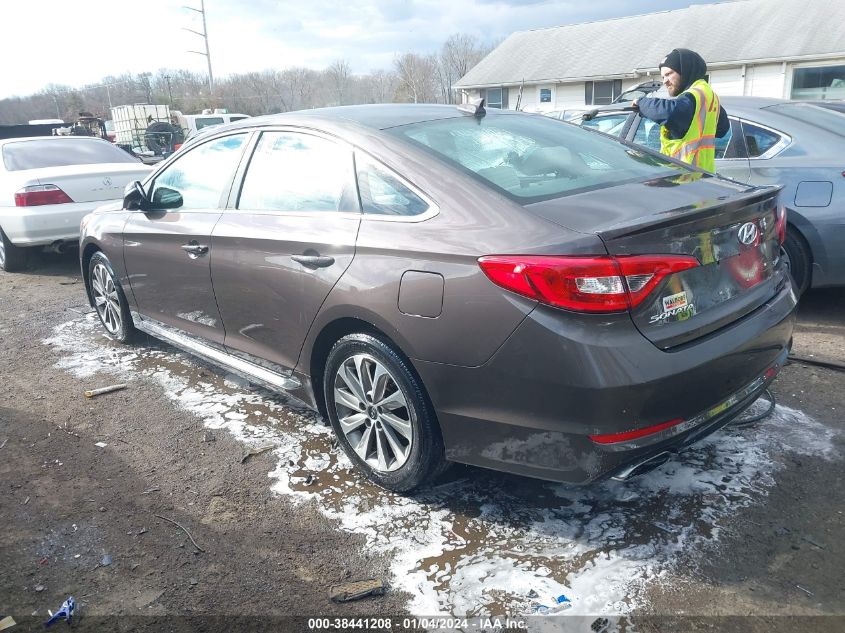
[0,136,152,271]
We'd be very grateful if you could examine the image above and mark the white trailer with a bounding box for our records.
[110,104,171,150]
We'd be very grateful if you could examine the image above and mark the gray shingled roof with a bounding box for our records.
[455,0,845,88]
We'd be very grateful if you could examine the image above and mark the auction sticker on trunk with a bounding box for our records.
[662,291,689,311]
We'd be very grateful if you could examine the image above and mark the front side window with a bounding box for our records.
[149,133,247,210]
[741,122,783,158]
[389,113,682,204]
[355,154,429,217]
[791,65,845,100]
[633,118,662,150]
[581,113,630,138]
[238,132,357,213]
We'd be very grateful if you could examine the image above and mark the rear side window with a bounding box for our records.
[635,117,741,159]
[355,154,429,217]
[741,122,783,158]
[238,132,357,213]
[389,113,681,204]
[2,138,139,171]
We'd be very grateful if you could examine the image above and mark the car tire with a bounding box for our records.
[323,333,446,492]
[0,226,28,272]
[145,122,184,155]
[88,251,136,343]
[783,227,811,294]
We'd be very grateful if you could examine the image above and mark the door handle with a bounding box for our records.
[181,242,209,257]
[291,254,335,269]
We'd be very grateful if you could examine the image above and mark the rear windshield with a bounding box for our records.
[765,103,845,137]
[387,113,682,203]
[3,138,139,171]
[196,117,225,129]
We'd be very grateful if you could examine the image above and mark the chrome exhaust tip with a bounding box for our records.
[611,451,672,482]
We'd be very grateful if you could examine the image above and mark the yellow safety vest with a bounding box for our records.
[660,79,720,172]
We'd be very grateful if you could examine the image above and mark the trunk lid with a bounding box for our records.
[527,173,786,349]
[16,163,152,204]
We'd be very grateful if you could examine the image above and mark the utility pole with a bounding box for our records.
[183,0,214,96]
[164,75,174,106]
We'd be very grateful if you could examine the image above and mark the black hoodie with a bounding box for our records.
[659,48,708,92]
[638,49,729,140]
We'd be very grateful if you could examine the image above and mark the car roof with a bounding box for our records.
[719,96,792,110]
[223,103,516,132]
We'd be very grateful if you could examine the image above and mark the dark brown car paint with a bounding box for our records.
[123,209,227,345]
[81,106,797,485]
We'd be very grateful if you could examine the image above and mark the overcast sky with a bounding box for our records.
[0,0,733,99]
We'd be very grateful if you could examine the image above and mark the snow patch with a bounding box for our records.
[45,315,840,620]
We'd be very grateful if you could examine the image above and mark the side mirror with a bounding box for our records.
[123,180,148,210]
[150,186,184,210]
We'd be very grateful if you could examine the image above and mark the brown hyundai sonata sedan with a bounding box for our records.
[80,103,796,492]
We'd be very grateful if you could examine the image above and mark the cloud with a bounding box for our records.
[0,0,732,98]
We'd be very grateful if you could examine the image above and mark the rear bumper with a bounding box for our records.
[0,201,119,246]
[415,280,797,484]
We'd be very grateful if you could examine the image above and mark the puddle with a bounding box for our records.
[45,314,840,621]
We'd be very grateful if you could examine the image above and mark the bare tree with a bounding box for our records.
[362,70,399,103]
[282,67,320,111]
[325,60,353,106]
[394,53,438,103]
[0,33,505,123]
[438,33,494,104]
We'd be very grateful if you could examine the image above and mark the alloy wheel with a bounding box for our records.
[91,263,122,334]
[333,353,413,472]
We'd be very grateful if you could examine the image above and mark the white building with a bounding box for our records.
[454,0,845,113]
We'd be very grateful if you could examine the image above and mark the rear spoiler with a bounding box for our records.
[598,185,783,241]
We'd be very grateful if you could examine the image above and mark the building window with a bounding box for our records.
[485,87,509,109]
[791,65,845,100]
[585,80,622,105]
[539,88,552,103]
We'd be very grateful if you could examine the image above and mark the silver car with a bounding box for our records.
[577,96,845,293]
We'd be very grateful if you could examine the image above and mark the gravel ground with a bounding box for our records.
[1,250,843,633]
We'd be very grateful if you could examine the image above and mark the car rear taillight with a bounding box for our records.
[775,205,787,245]
[14,184,74,207]
[478,254,699,313]
[174,143,182,151]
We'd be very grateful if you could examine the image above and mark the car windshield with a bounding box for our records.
[388,113,682,204]
[765,102,845,138]
[2,138,139,171]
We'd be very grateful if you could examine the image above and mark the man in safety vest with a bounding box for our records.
[633,48,729,172]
